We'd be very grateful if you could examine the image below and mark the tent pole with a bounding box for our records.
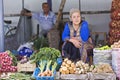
[47,0,52,11]
[22,0,25,43]
[0,0,5,52]
[79,0,81,11]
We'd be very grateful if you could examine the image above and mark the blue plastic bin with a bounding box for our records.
[32,68,54,80]
[32,57,62,80]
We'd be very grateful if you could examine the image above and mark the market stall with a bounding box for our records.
[0,0,120,80]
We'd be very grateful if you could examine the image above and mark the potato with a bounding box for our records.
[62,62,66,66]
[66,69,69,74]
[71,63,75,68]
[67,60,72,65]
[64,58,68,62]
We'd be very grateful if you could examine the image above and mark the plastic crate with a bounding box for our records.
[17,61,36,72]
[60,74,89,80]
[32,68,55,80]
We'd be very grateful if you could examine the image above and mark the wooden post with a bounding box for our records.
[55,0,66,29]
[47,0,66,49]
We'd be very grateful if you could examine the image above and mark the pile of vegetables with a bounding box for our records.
[95,45,111,50]
[33,36,49,50]
[0,51,17,72]
[9,72,32,80]
[30,47,61,77]
[60,59,114,75]
[111,40,120,48]
[75,61,94,74]
[109,20,120,29]
[92,63,113,73]
[111,9,120,20]
[109,0,120,45]
[30,47,61,64]
[59,58,76,74]
[38,61,57,76]
[111,0,120,11]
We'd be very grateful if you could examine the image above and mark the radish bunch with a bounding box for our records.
[0,52,17,72]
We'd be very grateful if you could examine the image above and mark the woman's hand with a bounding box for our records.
[69,38,82,48]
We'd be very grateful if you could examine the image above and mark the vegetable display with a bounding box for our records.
[95,45,111,50]
[33,37,49,50]
[59,59,114,75]
[111,40,120,48]
[30,47,61,77]
[92,63,113,73]
[109,0,120,45]
[59,58,76,74]
[75,61,94,74]
[30,47,61,64]
[0,51,17,72]
[111,0,120,11]
[9,72,32,80]
[38,61,57,77]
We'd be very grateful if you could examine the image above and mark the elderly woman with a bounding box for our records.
[62,8,93,64]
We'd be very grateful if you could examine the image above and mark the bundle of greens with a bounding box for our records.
[33,36,49,50]
[30,47,61,64]
[30,47,61,77]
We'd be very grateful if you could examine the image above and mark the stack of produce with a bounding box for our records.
[111,40,120,79]
[109,0,120,45]
[0,72,32,80]
[92,63,113,73]
[59,59,114,75]
[0,51,17,72]
[30,47,61,64]
[111,40,120,48]
[75,61,94,74]
[75,61,113,74]
[59,58,76,74]
[31,47,61,79]
[37,61,57,77]
[93,45,112,65]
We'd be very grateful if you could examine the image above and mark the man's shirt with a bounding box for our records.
[32,11,56,31]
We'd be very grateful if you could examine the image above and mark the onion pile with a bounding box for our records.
[0,52,17,72]
[111,9,120,20]
[109,20,120,29]
[111,0,120,11]
[109,0,120,45]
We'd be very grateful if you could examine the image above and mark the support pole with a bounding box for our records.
[0,0,5,52]
[47,0,52,11]
[79,0,81,11]
[22,0,25,43]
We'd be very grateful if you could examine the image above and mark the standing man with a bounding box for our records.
[21,2,56,37]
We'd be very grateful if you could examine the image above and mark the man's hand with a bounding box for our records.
[21,9,32,16]
[21,9,26,16]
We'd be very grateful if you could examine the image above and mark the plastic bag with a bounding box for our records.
[18,47,33,57]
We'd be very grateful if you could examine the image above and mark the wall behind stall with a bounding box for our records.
[4,0,47,36]
[4,0,112,40]
[80,0,112,34]
[4,0,22,27]
[53,0,112,41]
[53,0,112,31]
[24,0,47,35]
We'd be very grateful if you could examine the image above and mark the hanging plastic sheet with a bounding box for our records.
[5,11,32,50]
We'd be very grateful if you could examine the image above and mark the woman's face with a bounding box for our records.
[71,12,81,25]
